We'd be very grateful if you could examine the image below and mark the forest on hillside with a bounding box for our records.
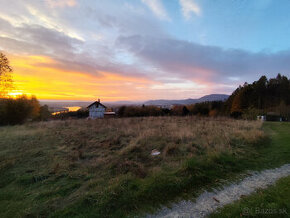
[118,74,290,120]
[225,74,290,119]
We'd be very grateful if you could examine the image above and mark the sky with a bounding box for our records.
[0,0,290,101]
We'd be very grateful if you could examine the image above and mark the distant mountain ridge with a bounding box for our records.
[40,94,229,107]
[144,94,229,105]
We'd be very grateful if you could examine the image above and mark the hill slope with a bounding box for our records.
[144,94,229,105]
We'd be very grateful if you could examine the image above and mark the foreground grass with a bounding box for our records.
[210,122,290,218]
[0,117,288,217]
[211,176,290,218]
[255,122,290,169]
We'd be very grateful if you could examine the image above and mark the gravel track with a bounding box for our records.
[147,164,290,218]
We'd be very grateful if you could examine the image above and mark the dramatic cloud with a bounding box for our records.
[0,0,289,100]
[118,35,290,83]
[179,0,201,19]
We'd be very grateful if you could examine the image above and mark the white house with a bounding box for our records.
[87,99,107,118]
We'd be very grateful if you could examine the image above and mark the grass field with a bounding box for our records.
[210,122,290,218]
[0,117,289,217]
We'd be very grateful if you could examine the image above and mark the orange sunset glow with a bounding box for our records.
[8,54,158,101]
[7,53,216,101]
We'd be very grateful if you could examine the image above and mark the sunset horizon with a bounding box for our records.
[6,52,234,101]
[1,0,290,101]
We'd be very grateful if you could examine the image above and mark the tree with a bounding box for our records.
[118,106,127,117]
[171,105,183,116]
[0,53,13,97]
[29,96,41,119]
[255,75,267,109]
[182,106,189,116]
[225,74,290,119]
[39,105,51,121]
[0,95,41,125]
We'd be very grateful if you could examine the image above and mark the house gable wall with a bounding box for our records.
[89,104,106,118]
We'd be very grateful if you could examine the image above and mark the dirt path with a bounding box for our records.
[147,164,290,218]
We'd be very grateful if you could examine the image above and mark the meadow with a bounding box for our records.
[0,117,288,217]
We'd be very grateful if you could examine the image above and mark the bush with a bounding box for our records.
[118,105,163,117]
[52,109,88,120]
[0,95,41,125]
[38,105,51,121]
[241,107,262,120]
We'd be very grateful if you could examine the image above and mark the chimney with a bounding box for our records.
[98,98,100,103]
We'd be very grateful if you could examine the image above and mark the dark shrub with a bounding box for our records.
[0,95,40,125]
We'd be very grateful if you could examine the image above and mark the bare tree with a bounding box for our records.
[0,52,13,97]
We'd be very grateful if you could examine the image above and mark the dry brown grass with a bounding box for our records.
[0,116,268,217]
[3,116,263,179]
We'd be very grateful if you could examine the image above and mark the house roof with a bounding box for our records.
[87,101,107,108]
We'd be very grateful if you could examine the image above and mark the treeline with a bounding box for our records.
[225,74,290,119]
[117,74,290,120]
[118,105,165,117]
[117,102,224,117]
[0,95,50,125]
